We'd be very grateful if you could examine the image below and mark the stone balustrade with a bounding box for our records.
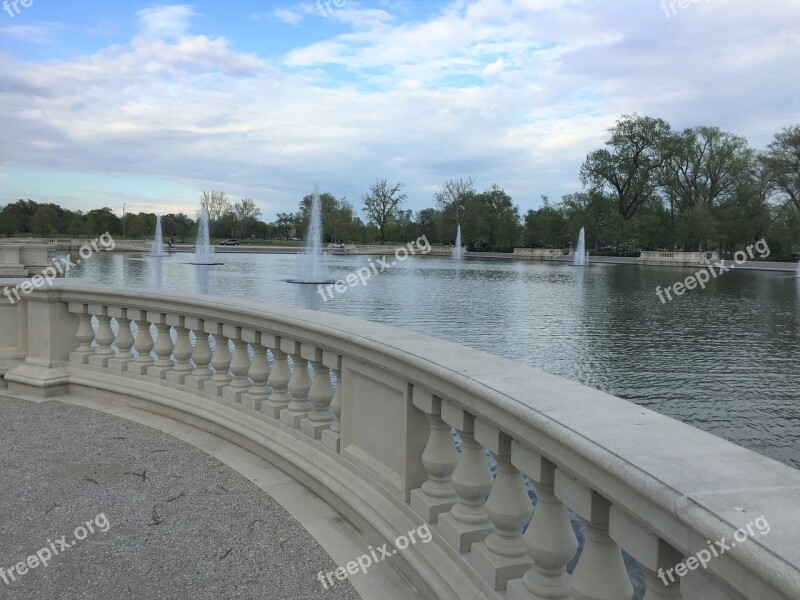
[638,251,719,266]
[0,242,52,276]
[1,281,798,600]
[513,248,567,260]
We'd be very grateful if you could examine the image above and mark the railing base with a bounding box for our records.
[5,363,69,397]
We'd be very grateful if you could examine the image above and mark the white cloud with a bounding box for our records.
[136,4,197,39]
[273,8,305,25]
[1,0,799,217]
[0,22,62,44]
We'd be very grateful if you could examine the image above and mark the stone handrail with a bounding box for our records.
[2,237,150,250]
[513,248,566,258]
[638,251,720,265]
[1,281,798,600]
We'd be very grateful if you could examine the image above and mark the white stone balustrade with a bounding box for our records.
[410,391,458,523]
[438,404,494,553]
[299,347,335,438]
[507,445,578,600]
[222,327,251,403]
[165,317,193,384]
[107,308,135,371]
[280,340,312,428]
[470,425,533,590]
[1,281,798,600]
[262,337,291,419]
[204,324,232,395]
[555,471,631,600]
[147,314,174,379]
[241,330,270,411]
[127,311,155,375]
[87,305,115,368]
[320,353,342,452]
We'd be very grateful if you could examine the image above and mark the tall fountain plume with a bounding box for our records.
[574,227,587,266]
[150,214,167,257]
[194,206,215,264]
[301,185,325,282]
[452,224,463,259]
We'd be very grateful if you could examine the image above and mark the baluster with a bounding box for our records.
[279,340,312,428]
[68,303,95,364]
[438,404,494,553]
[554,472,631,600]
[609,506,683,600]
[321,354,342,452]
[183,318,213,390]
[87,305,114,367]
[262,337,291,419]
[410,390,458,523]
[203,323,232,396]
[299,347,335,438]
[108,308,135,371]
[508,447,579,600]
[470,426,533,590]
[165,316,193,385]
[222,326,251,403]
[147,314,174,379]
[126,310,154,375]
[242,330,271,411]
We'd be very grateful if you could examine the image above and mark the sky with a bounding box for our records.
[0,0,798,222]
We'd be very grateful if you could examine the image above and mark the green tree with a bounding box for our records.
[68,215,85,238]
[31,205,57,236]
[580,114,672,220]
[275,213,295,240]
[232,198,262,239]
[523,197,569,248]
[362,179,406,244]
[762,125,800,211]
[0,210,18,237]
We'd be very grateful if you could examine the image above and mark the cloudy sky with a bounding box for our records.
[0,0,798,221]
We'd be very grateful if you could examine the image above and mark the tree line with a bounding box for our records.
[1,116,797,260]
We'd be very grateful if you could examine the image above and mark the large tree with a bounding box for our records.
[762,125,800,211]
[580,114,672,220]
[275,213,295,240]
[362,179,406,244]
[661,126,753,212]
[232,198,262,239]
[199,190,231,237]
[434,177,475,225]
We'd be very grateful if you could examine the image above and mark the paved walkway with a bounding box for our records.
[0,394,419,600]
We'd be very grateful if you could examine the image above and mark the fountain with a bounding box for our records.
[190,206,220,265]
[287,185,334,284]
[574,227,588,267]
[452,225,463,260]
[149,214,169,257]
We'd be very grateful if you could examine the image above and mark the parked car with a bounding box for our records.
[220,239,240,246]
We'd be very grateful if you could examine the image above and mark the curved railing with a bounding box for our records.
[1,281,798,600]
